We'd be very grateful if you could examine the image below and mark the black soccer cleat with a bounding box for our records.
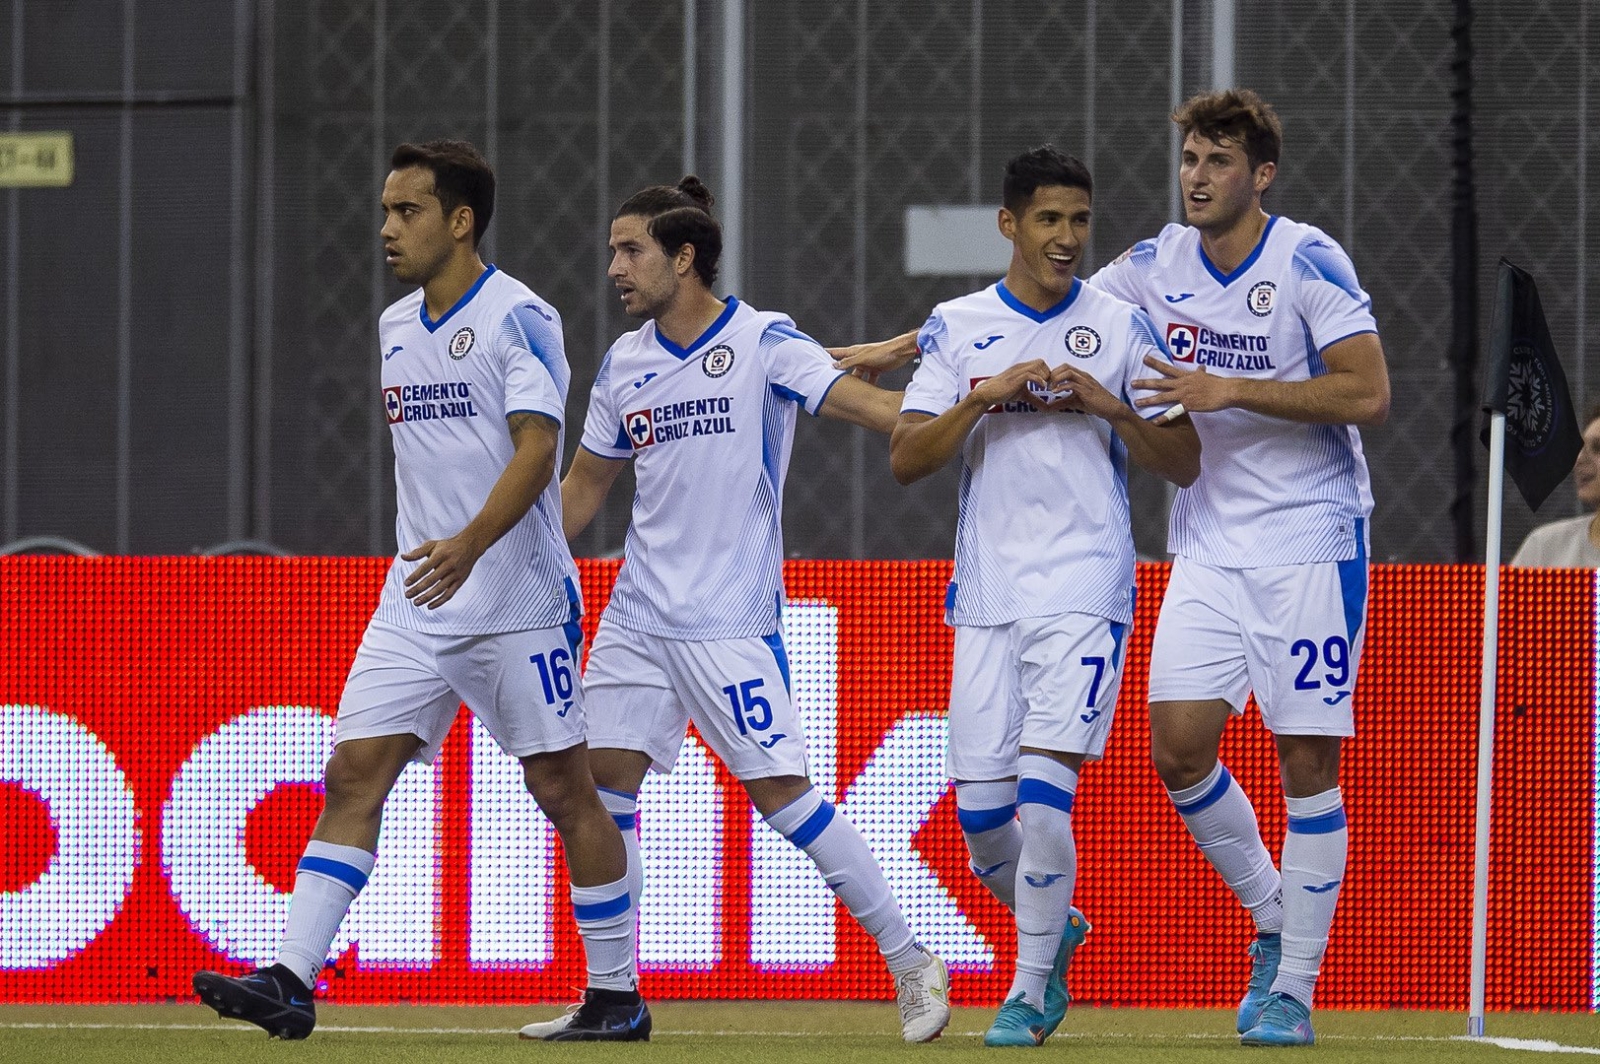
[535,987,651,1042]
[193,964,316,1040]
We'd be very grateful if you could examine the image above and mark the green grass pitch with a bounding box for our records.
[3,1002,1599,1064]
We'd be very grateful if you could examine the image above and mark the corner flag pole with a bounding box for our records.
[1467,412,1506,1038]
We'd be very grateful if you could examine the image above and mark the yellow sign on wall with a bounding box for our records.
[0,132,75,187]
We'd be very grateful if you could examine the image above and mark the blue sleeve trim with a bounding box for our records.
[507,408,561,426]
[610,813,638,832]
[902,407,944,419]
[1316,328,1379,356]
[956,804,1017,834]
[810,371,847,416]
[581,441,632,461]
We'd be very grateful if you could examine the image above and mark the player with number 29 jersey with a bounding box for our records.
[1090,217,1377,567]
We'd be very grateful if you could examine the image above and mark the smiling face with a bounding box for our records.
[380,166,464,286]
[999,184,1092,308]
[1179,131,1275,235]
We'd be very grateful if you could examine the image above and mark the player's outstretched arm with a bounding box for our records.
[402,411,560,610]
[1132,332,1390,427]
[818,374,904,435]
[828,329,920,383]
[1050,365,1201,487]
[890,360,1051,484]
[561,446,628,542]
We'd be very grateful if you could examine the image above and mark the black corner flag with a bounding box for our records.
[1480,258,1582,511]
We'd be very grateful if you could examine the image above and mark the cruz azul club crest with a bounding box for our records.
[449,327,476,359]
[702,344,735,377]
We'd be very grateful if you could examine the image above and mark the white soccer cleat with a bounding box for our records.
[517,998,581,1039]
[894,948,951,1043]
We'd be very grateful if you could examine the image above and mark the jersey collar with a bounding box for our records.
[419,264,497,333]
[995,277,1080,322]
[1197,216,1277,287]
[653,296,741,360]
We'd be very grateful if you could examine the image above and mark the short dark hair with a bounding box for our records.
[390,139,495,246]
[1172,89,1283,171]
[616,176,722,287]
[1002,146,1093,214]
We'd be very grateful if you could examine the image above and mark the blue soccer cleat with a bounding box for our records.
[1240,991,1315,1047]
[1042,906,1092,1037]
[1237,932,1283,1033]
[984,992,1049,1048]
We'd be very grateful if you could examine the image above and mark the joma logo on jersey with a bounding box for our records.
[1165,323,1198,363]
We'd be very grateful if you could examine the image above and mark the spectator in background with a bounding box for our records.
[1511,403,1600,568]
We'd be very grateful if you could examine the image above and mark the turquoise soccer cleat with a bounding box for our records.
[1041,906,1092,1037]
[984,992,1049,1048]
[1237,932,1283,1033]
[1240,991,1315,1047]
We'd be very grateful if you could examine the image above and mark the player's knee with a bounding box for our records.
[1150,742,1214,791]
[521,752,601,827]
[321,747,397,813]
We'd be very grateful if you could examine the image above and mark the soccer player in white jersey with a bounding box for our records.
[1091,90,1391,1046]
[520,177,951,1044]
[194,141,646,1042]
[890,146,1200,1047]
[831,92,1390,1046]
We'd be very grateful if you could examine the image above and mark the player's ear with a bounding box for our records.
[998,206,1017,243]
[675,242,697,279]
[1254,161,1277,195]
[450,204,475,242]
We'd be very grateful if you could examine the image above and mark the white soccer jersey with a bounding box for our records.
[1090,217,1378,568]
[580,297,845,640]
[903,278,1175,627]
[371,266,581,635]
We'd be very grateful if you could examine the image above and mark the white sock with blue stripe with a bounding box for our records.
[1273,788,1347,1008]
[1168,762,1283,934]
[1008,754,1079,1010]
[597,787,643,916]
[765,786,922,975]
[572,875,636,991]
[276,840,375,991]
[955,779,1021,910]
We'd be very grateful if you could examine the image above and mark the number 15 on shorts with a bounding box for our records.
[721,677,774,734]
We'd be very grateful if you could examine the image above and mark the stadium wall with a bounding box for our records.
[0,557,1591,1009]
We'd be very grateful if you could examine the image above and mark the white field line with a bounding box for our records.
[1,1021,1599,1051]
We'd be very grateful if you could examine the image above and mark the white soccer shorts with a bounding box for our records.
[945,611,1128,781]
[581,619,810,781]
[1146,555,1369,736]
[335,617,588,763]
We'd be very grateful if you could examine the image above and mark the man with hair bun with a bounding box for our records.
[520,177,951,1043]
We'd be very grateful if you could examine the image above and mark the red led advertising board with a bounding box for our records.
[0,558,1591,1008]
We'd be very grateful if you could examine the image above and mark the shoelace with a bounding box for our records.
[895,967,930,1017]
